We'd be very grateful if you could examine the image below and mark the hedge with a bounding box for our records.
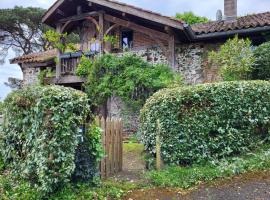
[252,41,270,80]
[139,81,270,165]
[0,85,92,194]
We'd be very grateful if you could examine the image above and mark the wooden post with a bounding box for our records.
[98,11,104,55]
[119,119,123,171]
[56,24,62,79]
[156,119,162,171]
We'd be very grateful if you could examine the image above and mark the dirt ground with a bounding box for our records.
[113,143,146,183]
[124,171,270,200]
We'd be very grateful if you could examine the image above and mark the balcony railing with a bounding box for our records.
[60,51,96,75]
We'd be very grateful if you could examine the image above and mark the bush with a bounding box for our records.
[0,85,90,193]
[252,41,270,80]
[209,35,255,81]
[139,81,270,165]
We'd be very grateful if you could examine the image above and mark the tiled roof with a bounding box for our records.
[10,49,57,64]
[191,12,270,35]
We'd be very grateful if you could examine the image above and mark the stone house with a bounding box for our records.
[10,0,270,132]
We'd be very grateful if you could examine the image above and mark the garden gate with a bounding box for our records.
[96,117,123,178]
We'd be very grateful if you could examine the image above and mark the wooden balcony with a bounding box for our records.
[60,51,96,75]
[46,51,96,85]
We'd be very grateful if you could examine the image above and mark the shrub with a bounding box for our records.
[139,81,270,165]
[209,35,255,81]
[0,85,90,193]
[252,41,270,80]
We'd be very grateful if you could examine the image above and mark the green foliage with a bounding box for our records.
[175,12,209,25]
[209,35,255,81]
[75,55,93,77]
[79,53,182,108]
[0,101,3,115]
[44,30,78,53]
[104,34,119,46]
[0,6,48,64]
[0,85,89,194]
[252,41,270,80]
[0,176,136,200]
[139,81,270,165]
[38,68,55,85]
[87,124,104,162]
[147,166,221,189]
[146,145,270,189]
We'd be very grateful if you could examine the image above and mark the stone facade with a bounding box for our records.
[21,64,40,86]
[107,96,139,133]
[106,43,222,133]
[20,40,221,134]
[175,43,221,84]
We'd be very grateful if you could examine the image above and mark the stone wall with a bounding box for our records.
[21,64,40,86]
[107,43,222,133]
[175,43,221,84]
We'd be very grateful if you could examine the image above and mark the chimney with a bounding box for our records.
[224,0,237,20]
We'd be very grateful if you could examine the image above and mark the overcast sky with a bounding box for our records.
[1,0,270,99]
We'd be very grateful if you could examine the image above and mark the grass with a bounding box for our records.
[146,144,270,189]
[123,143,144,154]
[0,175,138,200]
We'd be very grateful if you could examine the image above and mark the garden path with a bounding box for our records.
[113,143,146,183]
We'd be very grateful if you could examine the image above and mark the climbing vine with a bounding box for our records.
[77,53,182,109]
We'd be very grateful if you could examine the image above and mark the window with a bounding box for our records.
[122,30,133,49]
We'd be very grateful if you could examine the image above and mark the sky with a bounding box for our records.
[1,0,270,99]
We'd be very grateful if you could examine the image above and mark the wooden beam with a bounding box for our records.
[87,0,183,30]
[56,24,62,79]
[42,0,65,23]
[56,9,66,17]
[49,75,86,84]
[99,12,105,54]
[104,14,170,41]
[59,11,98,23]
[77,6,82,15]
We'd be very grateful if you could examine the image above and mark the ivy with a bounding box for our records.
[252,41,270,80]
[77,53,182,109]
[0,85,90,194]
[139,81,270,165]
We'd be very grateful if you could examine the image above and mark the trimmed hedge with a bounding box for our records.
[252,41,270,80]
[0,86,91,193]
[139,81,270,165]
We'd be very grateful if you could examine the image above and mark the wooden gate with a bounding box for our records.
[96,117,123,178]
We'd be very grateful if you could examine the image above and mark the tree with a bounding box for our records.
[208,35,255,81]
[175,12,209,25]
[4,77,23,90]
[0,6,49,64]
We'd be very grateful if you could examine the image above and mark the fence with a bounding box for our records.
[96,117,123,178]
